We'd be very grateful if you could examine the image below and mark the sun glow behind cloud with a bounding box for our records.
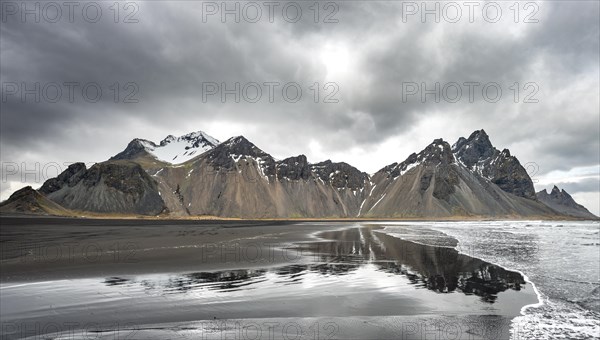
[319,42,353,80]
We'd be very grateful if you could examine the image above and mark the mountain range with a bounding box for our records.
[1,129,596,219]
[536,186,597,219]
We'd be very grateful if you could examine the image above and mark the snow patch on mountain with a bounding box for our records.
[400,162,418,176]
[369,193,387,212]
[141,131,219,164]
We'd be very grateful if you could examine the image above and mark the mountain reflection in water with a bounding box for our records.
[104,226,527,303]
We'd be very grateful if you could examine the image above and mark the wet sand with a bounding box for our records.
[0,217,537,339]
[1,218,323,281]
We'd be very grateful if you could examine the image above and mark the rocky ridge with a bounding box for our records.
[3,129,595,219]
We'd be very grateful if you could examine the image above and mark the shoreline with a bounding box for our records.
[374,221,600,339]
[379,223,548,316]
[385,225,546,313]
[0,218,551,339]
[375,223,546,316]
[2,213,596,222]
[373,224,546,340]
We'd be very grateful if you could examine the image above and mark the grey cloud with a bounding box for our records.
[541,178,600,195]
[1,0,598,190]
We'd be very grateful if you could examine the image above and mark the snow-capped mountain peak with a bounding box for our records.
[140,131,220,164]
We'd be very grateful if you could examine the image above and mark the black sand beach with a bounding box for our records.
[0,217,538,339]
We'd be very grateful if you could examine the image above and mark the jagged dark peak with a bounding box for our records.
[214,136,270,157]
[311,159,348,170]
[311,159,337,170]
[467,129,490,143]
[398,139,453,170]
[452,129,495,168]
[276,155,311,181]
[39,162,87,195]
[452,129,490,147]
[38,160,166,215]
[377,139,453,179]
[311,160,369,190]
[111,139,155,161]
[451,129,535,199]
[377,161,398,179]
[128,138,155,148]
[205,135,275,170]
[224,135,249,146]
[80,161,158,196]
[133,137,156,145]
[279,154,308,165]
[65,162,86,173]
[312,159,332,166]
[472,128,489,138]
[379,154,415,178]
[0,186,70,215]
[311,160,363,170]
[6,186,37,201]
[453,137,467,149]
[488,153,536,199]
[418,138,454,163]
[43,160,154,196]
[537,186,597,219]
[159,135,177,146]
[181,131,215,141]
[227,135,249,143]
[541,185,575,201]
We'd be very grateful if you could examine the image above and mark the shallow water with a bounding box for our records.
[0,224,537,339]
[378,221,600,339]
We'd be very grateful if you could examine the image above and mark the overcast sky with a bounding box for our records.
[1,0,599,214]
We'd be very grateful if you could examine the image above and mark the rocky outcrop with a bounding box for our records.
[205,136,277,173]
[452,129,536,199]
[362,137,556,218]
[40,161,166,215]
[110,139,152,161]
[39,162,87,195]
[147,137,370,218]
[277,155,312,181]
[537,186,597,219]
[0,186,72,216]
[311,160,369,190]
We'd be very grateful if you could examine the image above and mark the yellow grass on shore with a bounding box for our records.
[1,210,590,222]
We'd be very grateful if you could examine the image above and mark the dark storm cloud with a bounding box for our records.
[1,0,598,204]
